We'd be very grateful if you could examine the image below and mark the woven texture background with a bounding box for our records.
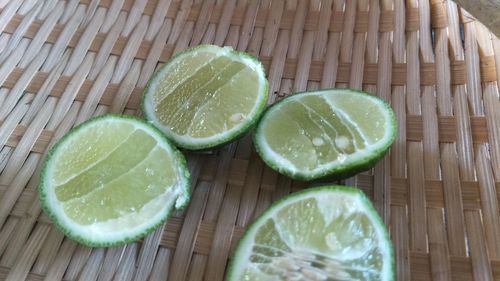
[1,0,500,280]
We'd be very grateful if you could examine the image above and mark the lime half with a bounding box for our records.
[40,115,190,247]
[254,89,397,181]
[227,185,394,281]
[142,45,268,150]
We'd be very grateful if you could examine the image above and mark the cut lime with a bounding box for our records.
[39,115,190,247]
[227,185,394,281]
[254,89,397,181]
[142,45,268,150]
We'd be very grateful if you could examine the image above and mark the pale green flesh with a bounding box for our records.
[327,94,387,142]
[261,93,387,171]
[52,122,136,184]
[153,53,260,137]
[152,51,218,105]
[53,125,179,225]
[239,197,384,280]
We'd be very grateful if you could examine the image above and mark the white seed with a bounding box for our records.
[230,113,244,122]
[312,137,325,146]
[335,136,350,149]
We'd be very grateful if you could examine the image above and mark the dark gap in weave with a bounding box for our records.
[431,28,436,50]
[459,22,466,48]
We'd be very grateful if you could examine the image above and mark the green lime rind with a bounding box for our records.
[253,88,397,181]
[226,185,395,281]
[39,114,191,248]
[141,45,269,151]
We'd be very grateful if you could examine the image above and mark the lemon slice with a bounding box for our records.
[142,45,268,150]
[254,89,397,181]
[228,185,394,281]
[39,115,190,247]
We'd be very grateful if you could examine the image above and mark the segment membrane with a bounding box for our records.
[52,121,135,185]
[55,130,157,201]
[324,94,386,143]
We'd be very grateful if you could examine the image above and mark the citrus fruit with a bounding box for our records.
[39,115,190,247]
[253,89,397,181]
[142,45,268,150]
[227,185,394,281]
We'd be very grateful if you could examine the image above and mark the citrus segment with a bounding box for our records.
[40,115,190,247]
[254,89,397,180]
[227,186,394,281]
[142,45,268,150]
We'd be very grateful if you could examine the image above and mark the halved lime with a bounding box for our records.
[254,89,397,181]
[142,45,268,150]
[227,185,394,281]
[39,115,190,247]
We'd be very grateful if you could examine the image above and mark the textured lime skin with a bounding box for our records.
[141,45,269,151]
[226,185,395,281]
[39,114,191,247]
[253,88,397,181]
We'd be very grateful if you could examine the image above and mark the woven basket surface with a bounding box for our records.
[1,0,500,280]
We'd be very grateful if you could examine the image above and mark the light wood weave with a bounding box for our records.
[1,0,500,280]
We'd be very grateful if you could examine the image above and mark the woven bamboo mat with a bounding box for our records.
[0,0,500,280]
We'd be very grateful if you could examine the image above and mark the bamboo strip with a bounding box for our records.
[64,7,105,76]
[266,30,289,103]
[94,247,126,281]
[408,142,428,252]
[475,145,500,259]
[0,0,41,64]
[204,183,242,281]
[132,225,165,281]
[235,152,264,227]
[111,244,137,281]
[4,225,51,281]
[32,229,65,274]
[148,248,170,281]
[449,9,477,185]
[121,0,148,37]
[88,13,126,80]
[390,205,410,280]
[427,208,451,281]
[137,18,172,87]
[213,0,237,46]
[0,45,49,120]
[464,210,494,280]
[77,248,105,281]
[42,6,85,72]
[260,0,283,56]
[440,144,466,256]
[168,182,210,281]
[43,239,77,281]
